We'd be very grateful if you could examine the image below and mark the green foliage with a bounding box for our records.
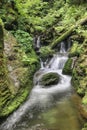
[66,0,87,4]
[15,0,49,32]
[76,26,87,38]
[0,85,32,117]
[69,42,83,57]
[13,29,40,70]
[82,93,87,105]
[22,55,39,66]
[40,46,54,60]
[13,30,33,51]
[0,18,3,25]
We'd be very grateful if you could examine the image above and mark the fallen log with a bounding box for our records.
[51,16,87,49]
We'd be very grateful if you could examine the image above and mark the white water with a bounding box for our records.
[0,42,73,130]
[60,41,66,53]
[36,36,40,48]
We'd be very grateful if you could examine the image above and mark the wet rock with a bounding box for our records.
[40,72,59,86]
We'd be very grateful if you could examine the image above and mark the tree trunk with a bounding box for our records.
[51,17,87,49]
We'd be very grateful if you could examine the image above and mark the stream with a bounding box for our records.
[0,42,83,130]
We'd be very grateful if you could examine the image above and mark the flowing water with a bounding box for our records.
[0,42,83,130]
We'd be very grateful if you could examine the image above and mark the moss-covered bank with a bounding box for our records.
[0,24,40,118]
[0,21,13,117]
[67,31,87,129]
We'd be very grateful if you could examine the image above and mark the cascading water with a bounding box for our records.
[33,35,41,50]
[0,41,82,130]
[36,36,40,49]
[60,41,66,53]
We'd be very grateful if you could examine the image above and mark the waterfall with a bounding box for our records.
[60,41,66,53]
[46,54,68,70]
[33,35,41,50]
[40,58,44,69]
[0,41,74,130]
[36,36,40,49]
[67,38,72,51]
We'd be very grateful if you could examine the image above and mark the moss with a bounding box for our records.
[0,75,12,111]
[39,46,55,61]
[22,56,39,67]
[71,39,87,130]
[82,123,87,130]
[0,23,12,113]
[72,67,86,96]
[62,58,73,75]
[69,42,80,57]
[0,55,12,112]
[0,29,40,118]
[40,72,59,86]
[0,60,39,118]
[0,83,32,117]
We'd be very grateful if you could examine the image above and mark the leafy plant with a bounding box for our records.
[13,30,33,52]
[22,54,39,66]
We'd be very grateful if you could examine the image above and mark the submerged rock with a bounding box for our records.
[40,72,59,86]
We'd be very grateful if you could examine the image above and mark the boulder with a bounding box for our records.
[40,72,59,86]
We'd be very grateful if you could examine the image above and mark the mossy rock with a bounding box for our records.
[40,72,59,86]
[62,58,73,75]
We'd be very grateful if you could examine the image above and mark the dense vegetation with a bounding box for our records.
[0,0,87,129]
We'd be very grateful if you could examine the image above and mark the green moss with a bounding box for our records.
[40,72,59,86]
[0,29,40,118]
[62,58,73,75]
[71,39,87,98]
[40,46,54,61]
[69,42,83,57]
[82,92,87,105]
[22,56,39,67]
[0,60,39,117]
[0,84,32,117]
[0,23,12,113]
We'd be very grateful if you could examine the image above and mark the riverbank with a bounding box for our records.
[0,22,40,118]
